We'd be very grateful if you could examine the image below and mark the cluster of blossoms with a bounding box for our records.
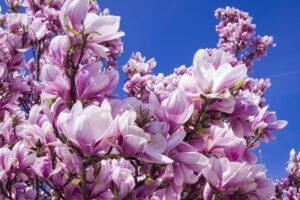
[215,7,275,68]
[273,150,300,200]
[0,1,287,200]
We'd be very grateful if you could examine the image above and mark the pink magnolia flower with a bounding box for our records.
[55,145,81,174]
[286,149,300,176]
[123,52,156,79]
[11,141,36,171]
[167,141,209,184]
[33,156,61,180]
[180,49,247,113]
[29,18,48,40]
[152,134,209,199]
[117,109,173,164]
[149,89,194,130]
[0,116,17,144]
[59,0,124,43]
[252,106,288,143]
[40,63,71,99]
[46,35,71,67]
[111,158,135,198]
[200,124,247,161]
[0,64,7,80]
[6,13,29,34]
[16,124,50,147]
[202,157,275,200]
[76,62,119,99]
[181,49,247,95]
[0,147,14,186]
[85,159,114,199]
[57,100,119,155]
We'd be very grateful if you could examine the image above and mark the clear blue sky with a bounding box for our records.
[1,1,299,179]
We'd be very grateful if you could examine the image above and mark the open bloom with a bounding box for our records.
[111,158,135,198]
[116,109,173,164]
[57,100,119,154]
[200,124,247,161]
[76,62,119,99]
[46,35,71,67]
[33,156,61,180]
[251,106,288,142]
[11,141,36,171]
[59,0,124,43]
[149,89,194,130]
[40,63,70,99]
[153,132,209,199]
[180,49,247,113]
[0,147,14,186]
[202,157,275,200]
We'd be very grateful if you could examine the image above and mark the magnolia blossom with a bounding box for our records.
[47,35,71,67]
[273,149,300,199]
[180,49,247,96]
[76,62,119,99]
[180,49,247,113]
[116,109,173,164]
[203,157,275,200]
[0,1,288,199]
[0,147,14,185]
[111,158,135,198]
[40,63,71,99]
[59,0,124,43]
[150,89,194,130]
[57,100,120,155]
[33,156,61,180]
[251,106,287,143]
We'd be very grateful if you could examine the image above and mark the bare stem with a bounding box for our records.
[80,167,88,200]
[35,176,39,200]
[70,33,88,103]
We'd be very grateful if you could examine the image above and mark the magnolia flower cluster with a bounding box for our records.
[215,7,275,68]
[272,150,300,200]
[0,1,287,200]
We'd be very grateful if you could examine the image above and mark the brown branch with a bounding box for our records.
[80,167,88,200]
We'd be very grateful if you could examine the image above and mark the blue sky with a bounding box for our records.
[1,1,299,179]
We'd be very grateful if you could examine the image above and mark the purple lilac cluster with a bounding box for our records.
[0,1,287,200]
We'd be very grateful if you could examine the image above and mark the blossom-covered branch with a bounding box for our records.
[0,1,286,199]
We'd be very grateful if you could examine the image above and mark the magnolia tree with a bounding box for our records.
[0,0,287,199]
[273,150,300,200]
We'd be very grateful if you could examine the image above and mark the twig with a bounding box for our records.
[80,167,88,200]
[35,176,39,200]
